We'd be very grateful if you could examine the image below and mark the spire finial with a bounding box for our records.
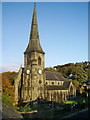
[24,3,45,54]
[34,2,36,7]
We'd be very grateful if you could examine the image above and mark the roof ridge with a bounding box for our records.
[45,71,61,74]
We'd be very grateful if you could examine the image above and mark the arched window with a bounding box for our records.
[53,92,56,101]
[39,80,42,84]
[47,92,50,100]
[52,82,54,85]
[59,92,62,101]
[46,82,48,84]
[38,57,41,65]
[70,86,73,95]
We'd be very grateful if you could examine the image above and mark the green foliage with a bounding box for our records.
[72,80,79,88]
[76,96,88,109]
[45,67,57,72]
[19,103,32,112]
[76,96,87,104]
[54,61,89,88]
[2,94,13,107]
[59,101,65,107]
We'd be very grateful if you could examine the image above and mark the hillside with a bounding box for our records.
[46,61,89,88]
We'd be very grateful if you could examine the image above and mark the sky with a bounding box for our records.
[1,0,89,2]
[1,2,88,72]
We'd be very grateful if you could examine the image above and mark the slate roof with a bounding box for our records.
[45,81,71,90]
[24,4,45,54]
[45,71,68,81]
[45,71,71,90]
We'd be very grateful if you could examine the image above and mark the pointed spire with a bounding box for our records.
[24,3,45,54]
[34,2,36,7]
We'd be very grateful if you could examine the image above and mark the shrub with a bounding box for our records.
[19,103,32,112]
[59,102,65,107]
[2,94,13,107]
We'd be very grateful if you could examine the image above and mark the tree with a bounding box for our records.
[54,61,89,88]
[1,72,15,99]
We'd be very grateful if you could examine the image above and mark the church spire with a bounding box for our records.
[24,3,45,54]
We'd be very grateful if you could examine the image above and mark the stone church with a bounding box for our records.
[14,4,76,105]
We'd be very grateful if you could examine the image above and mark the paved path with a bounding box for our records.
[60,108,89,119]
[22,108,55,119]
[22,107,89,119]
[70,109,88,118]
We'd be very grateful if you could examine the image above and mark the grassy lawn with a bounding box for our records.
[64,100,77,104]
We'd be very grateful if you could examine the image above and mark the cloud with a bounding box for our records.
[0,64,23,73]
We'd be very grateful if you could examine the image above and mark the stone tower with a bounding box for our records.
[22,4,45,102]
[14,4,45,105]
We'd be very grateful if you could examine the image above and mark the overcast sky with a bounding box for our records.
[1,2,88,72]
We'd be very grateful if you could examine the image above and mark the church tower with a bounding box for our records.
[22,4,45,102]
[14,4,76,106]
